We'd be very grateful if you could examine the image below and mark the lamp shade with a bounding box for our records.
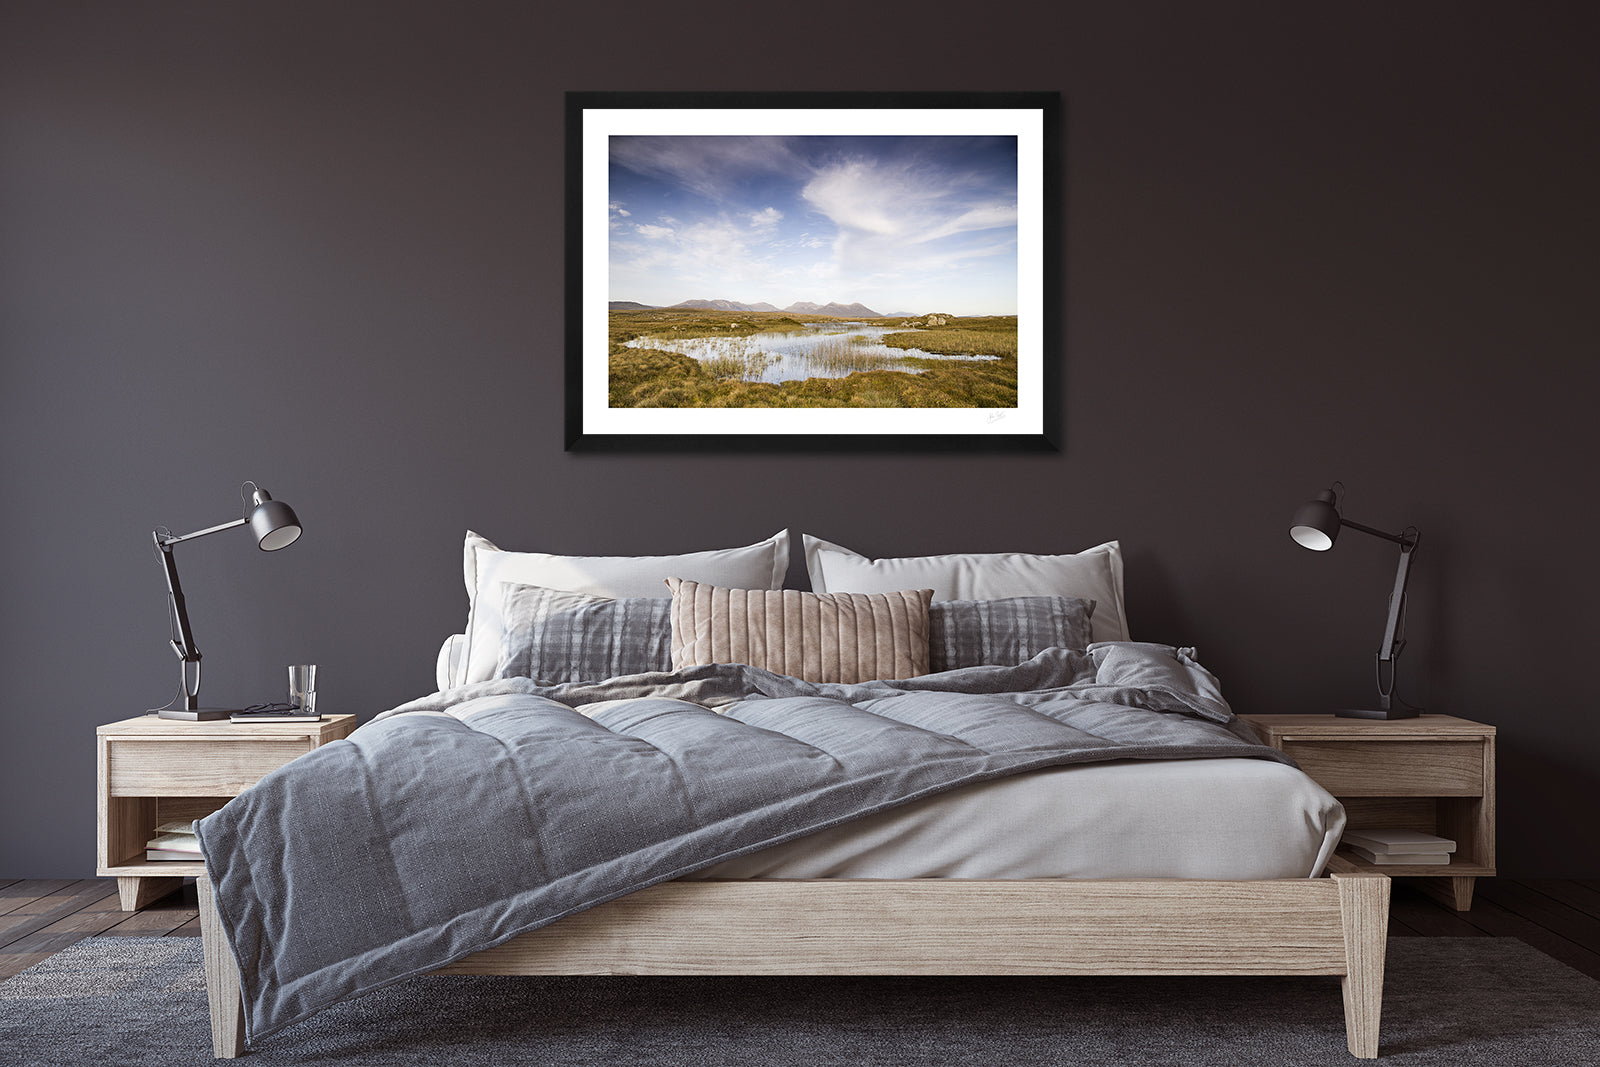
[1290,490,1340,551]
[248,491,302,551]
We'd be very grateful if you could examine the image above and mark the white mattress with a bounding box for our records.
[688,758,1344,881]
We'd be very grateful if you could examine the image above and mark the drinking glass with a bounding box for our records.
[288,664,317,714]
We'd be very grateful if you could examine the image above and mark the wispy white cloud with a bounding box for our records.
[801,162,905,235]
[613,211,793,296]
[802,158,1016,247]
[611,136,805,201]
[796,158,1016,299]
[919,203,1019,244]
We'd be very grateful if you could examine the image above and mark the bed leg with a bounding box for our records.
[197,875,246,1059]
[1335,872,1390,1059]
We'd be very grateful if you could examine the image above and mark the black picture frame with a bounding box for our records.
[565,90,1062,453]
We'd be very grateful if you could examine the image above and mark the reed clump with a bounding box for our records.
[801,336,908,376]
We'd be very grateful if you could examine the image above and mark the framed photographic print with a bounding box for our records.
[565,91,1061,452]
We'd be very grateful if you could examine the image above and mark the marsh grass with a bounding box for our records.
[880,317,1019,360]
[700,353,748,378]
[607,311,1020,409]
[609,308,807,349]
[703,351,773,381]
[803,336,908,376]
[684,335,765,381]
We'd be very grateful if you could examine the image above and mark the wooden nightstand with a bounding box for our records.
[97,713,358,911]
[1240,713,1495,910]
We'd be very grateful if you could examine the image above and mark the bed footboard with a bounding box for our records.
[199,870,1389,1059]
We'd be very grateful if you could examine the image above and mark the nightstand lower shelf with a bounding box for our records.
[1337,794,1495,909]
[1333,849,1494,879]
[97,800,221,909]
[100,855,207,878]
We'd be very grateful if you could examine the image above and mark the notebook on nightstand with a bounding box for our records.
[1342,828,1456,855]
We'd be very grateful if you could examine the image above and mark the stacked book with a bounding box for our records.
[145,820,203,862]
[1342,829,1455,866]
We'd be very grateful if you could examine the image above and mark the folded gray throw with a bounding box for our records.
[196,644,1288,1044]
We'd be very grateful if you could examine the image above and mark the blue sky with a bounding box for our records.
[609,135,1018,315]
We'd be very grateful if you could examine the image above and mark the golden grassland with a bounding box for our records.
[607,309,1019,409]
[607,308,811,348]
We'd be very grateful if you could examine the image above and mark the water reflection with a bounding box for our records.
[624,323,997,384]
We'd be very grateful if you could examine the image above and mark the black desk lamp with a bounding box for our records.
[1290,484,1420,720]
[151,481,302,721]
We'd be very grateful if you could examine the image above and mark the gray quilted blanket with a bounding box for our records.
[195,644,1290,1044]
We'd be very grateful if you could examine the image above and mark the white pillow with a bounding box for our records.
[802,534,1129,644]
[437,633,465,691]
[455,530,791,686]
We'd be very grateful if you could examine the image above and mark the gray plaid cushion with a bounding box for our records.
[495,582,672,684]
[928,596,1096,672]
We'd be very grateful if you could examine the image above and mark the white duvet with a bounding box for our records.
[691,757,1343,881]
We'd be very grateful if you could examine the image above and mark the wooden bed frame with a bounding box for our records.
[196,856,1390,1060]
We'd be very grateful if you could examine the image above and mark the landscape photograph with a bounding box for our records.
[606,134,1020,409]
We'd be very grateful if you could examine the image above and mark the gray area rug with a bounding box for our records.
[1,937,1596,1065]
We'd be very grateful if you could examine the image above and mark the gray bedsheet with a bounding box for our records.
[196,644,1291,1045]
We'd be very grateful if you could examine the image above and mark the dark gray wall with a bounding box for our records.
[3,2,1596,877]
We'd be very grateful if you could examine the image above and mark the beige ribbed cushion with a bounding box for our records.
[665,578,933,684]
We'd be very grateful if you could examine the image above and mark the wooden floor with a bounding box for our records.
[0,877,202,981]
[3,877,1600,984]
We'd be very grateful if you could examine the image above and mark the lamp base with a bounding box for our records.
[1335,706,1421,720]
[154,707,238,721]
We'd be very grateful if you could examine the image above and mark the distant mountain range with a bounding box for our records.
[782,301,883,318]
[609,298,920,318]
[670,298,782,313]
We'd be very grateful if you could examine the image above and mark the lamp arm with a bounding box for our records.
[154,534,199,664]
[154,528,221,712]
[1378,540,1416,664]
[1373,532,1419,712]
[1333,516,1421,711]
[1335,515,1420,664]
[158,515,249,547]
[153,514,253,666]
[153,514,253,662]
[1339,517,1410,546]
